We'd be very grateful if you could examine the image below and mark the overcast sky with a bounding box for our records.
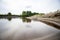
[0,0,60,14]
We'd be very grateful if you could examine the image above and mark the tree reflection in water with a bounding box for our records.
[21,17,31,23]
[0,17,31,22]
[0,17,12,21]
[7,17,12,21]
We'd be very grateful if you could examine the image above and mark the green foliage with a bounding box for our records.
[21,11,39,17]
[32,12,39,15]
[8,12,12,16]
[22,11,32,17]
[0,11,45,18]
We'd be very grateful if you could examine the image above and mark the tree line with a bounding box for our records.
[0,11,45,17]
[20,11,45,17]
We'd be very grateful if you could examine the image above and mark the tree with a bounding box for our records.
[32,12,39,15]
[21,11,39,17]
[22,11,32,17]
[22,11,27,17]
[8,12,12,16]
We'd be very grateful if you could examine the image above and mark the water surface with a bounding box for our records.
[0,18,60,40]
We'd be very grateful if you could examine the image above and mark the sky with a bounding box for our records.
[0,0,60,15]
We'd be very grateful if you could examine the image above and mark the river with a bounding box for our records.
[0,18,60,40]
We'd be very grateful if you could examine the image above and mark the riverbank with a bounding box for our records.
[26,10,60,29]
[27,16,60,29]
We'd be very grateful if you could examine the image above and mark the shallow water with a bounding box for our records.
[0,18,60,40]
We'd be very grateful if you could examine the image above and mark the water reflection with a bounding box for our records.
[0,17,12,21]
[21,17,31,23]
[7,17,12,21]
[0,17,31,22]
[0,17,60,40]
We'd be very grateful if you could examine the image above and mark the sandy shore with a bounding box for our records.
[27,17,60,29]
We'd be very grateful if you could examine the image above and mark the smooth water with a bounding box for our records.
[0,18,60,40]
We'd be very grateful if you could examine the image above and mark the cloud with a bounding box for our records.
[0,0,60,14]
